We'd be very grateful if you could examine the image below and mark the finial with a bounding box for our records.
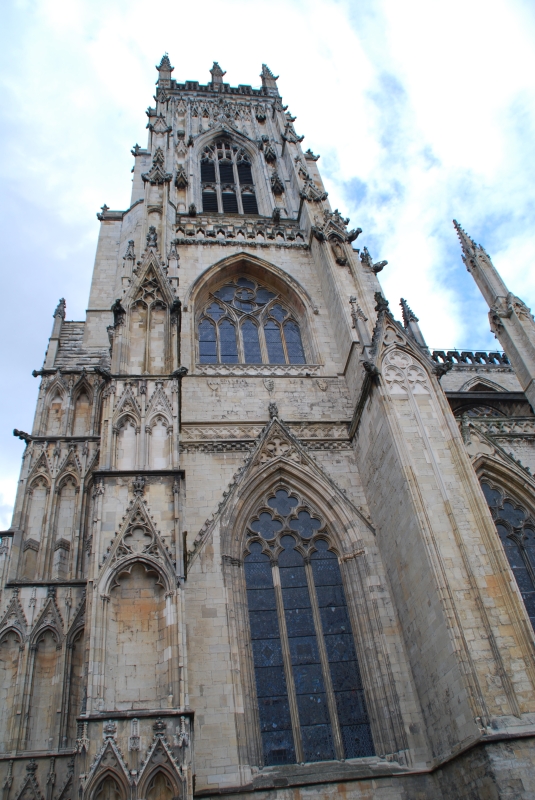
[400,298,419,327]
[374,292,389,313]
[210,62,226,84]
[261,64,279,93]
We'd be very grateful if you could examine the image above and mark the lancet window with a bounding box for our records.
[243,489,374,766]
[198,277,306,365]
[481,481,535,630]
[201,141,258,215]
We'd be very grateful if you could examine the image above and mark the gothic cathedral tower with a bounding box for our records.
[2,56,535,800]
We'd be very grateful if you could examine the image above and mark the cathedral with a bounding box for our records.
[2,54,535,799]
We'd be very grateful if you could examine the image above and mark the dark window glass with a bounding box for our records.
[219,319,238,363]
[205,303,225,321]
[250,512,283,538]
[222,191,239,214]
[198,319,217,363]
[237,162,253,184]
[264,321,285,364]
[244,544,295,767]
[201,160,216,182]
[202,191,218,212]
[481,481,535,631]
[268,490,298,516]
[270,304,288,322]
[219,162,234,184]
[242,193,259,215]
[242,320,262,363]
[290,511,321,538]
[278,536,335,762]
[311,540,375,759]
[284,321,306,364]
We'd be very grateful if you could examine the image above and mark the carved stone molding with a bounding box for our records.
[194,363,321,377]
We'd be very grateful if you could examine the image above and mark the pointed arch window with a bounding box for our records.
[244,489,374,766]
[200,142,259,215]
[197,277,306,365]
[481,481,535,630]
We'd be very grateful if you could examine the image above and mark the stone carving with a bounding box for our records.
[132,475,146,496]
[123,240,135,262]
[270,172,285,195]
[53,298,66,319]
[146,226,158,248]
[141,148,172,185]
[361,246,387,273]
[268,401,279,419]
[174,165,188,189]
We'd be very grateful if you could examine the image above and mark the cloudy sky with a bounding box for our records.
[1,0,535,527]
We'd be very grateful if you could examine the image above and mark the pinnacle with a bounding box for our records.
[157,53,173,72]
[452,218,477,254]
[261,64,279,80]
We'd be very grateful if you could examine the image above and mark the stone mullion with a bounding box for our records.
[271,561,303,764]
[304,559,344,760]
[257,311,269,365]
[69,485,83,580]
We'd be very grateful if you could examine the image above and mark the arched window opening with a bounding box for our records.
[93,776,122,800]
[27,629,59,751]
[481,481,535,630]
[244,489,374,766]
[197,277,307,366]
[200,142,259,215]
[146,772,175,800]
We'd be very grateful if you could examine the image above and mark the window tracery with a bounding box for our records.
[481,481,535,630]
[198,277,306,365]
[201,141,258,215]
[243,488,374,766]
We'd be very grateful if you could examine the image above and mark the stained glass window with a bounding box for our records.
[198,277,307,366]
[200,142,259,214]
[243,489,375,766]
[481,481,535,630]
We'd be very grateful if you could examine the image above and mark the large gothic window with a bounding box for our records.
[201,141,258,215]
[244,489,374,766]
[481,481,535,630]
[198,277,306,365]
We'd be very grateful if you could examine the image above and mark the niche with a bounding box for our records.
[27,630,59,751]
[115,420,137,470]
[149,419,170,469]
[105,563,168,710]
[22,480,48,579]
[47,391,64,436]
[53,477,77,579]
[73,391,91,436]
[0,631,21,752]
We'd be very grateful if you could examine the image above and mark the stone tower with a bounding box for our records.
[1,56,535,800]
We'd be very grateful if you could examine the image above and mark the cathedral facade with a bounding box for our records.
[1,55,535,799]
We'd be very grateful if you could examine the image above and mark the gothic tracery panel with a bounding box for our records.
[243,489,374,766]
[201,142,258,215]
[27,629,59,751]
[198,277,306,366]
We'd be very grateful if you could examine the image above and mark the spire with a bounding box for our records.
[452,219,508,308]
[453,218,477,265]
[400,299,427,348]
[210,62,226,86]
[156,53,174,88]
[260,64,279,95]
[453,220,535,411]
